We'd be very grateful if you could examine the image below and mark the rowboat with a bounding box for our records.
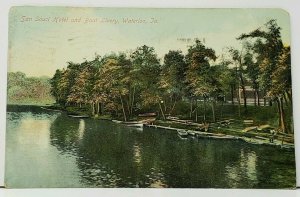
[68,114,89,118]
[187,130,196,136]
[126,123,144,128]
[112,120,122,123]
[40,107,61,112]
[177,130,188,138]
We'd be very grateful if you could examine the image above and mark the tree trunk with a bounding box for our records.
[120,96,127,122]
[286,90,292,104]
[91,102,95,116]
[203,98,206,123]
[254,91,257,106]
[195,99,198,122]
[130,86,136,117]
[238,54,247,111]
[283,93,289,107]
[231,84,235,105]
[211,99,216,122]
[263,90,267,106]
[163,100,167,112]
[236,87,241,117]
[159,102,166,120]
[278,97,287,133]
[256,89,260,106]
[96,102,100,115]
[126,99,131,118]
[190,99,193,119]
[240,76,247,111]
[101,103,104,114]
[170,100,177,116]
[220,99,224,119]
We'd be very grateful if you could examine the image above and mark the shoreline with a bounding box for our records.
[143,124,294,150]
[38,105,295,150]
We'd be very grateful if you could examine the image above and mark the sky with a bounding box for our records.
[8,7,291,77]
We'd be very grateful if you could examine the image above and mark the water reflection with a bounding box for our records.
[49,114,80,155]
[133,143,141,164]
[5,106,296,188]
[78,119,85,139]
[6,110,82,188]
[225,150,258,188]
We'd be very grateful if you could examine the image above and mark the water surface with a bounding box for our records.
[5,105,296,188]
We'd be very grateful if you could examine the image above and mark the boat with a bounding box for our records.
[126,123,144,128]
[177,130,188,138]
[138,113,156,117]
[187,130,196,136]
[122,121,140,124]
[40,106,61,112]
[68,114,89,118]
[209,135,237,140]
[112,120,122,123]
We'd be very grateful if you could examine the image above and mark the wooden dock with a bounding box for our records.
[144,124,294,149]
[145,124,178,131]
[145,124,240,140]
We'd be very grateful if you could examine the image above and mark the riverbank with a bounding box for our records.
[144,124,294,149]
[39,105,295,149]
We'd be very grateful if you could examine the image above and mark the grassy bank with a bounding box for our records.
[42,102,294,144]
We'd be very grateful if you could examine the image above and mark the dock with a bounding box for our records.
[145,124,240,140]
[68,114,89,118]
[145,124,178,131]
[144,124,294,149]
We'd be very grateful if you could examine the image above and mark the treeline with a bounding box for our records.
[7,72,54,105]
[50,20,292,133]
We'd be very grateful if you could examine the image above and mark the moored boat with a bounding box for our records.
[177,129,188,138]
[112,120,122,123]
[126,123,144,128]
[40,106,61,112]
[187,130,196,136]
[68,114,89,118]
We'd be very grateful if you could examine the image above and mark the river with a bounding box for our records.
[5,105,296,188]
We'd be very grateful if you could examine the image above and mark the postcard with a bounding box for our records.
[5,7,295,188]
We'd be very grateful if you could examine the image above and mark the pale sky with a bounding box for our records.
[8,7,291,77]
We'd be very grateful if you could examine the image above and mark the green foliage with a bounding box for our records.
[238,19,292,132]
[7,72,54,105]
[47,20,292,132]
[185,39,217,98]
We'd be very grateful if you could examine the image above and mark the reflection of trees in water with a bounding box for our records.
[141,132,295,188]
[48,115,295,188]
[225,149,258,188]
[249,146,296,188]
[75,124,246,188]
[76,121,140,187]
[139,131,244,188]
[49,114,81,155]
[7,106,58,128]
[224,144,295,188]
[7,112,24,128]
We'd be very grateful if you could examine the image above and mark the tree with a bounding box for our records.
[238,19,290,133]
[185,39,216,122]
[50,70,63,104]
[228,47,248,113]
[244,44,260,106]
[130,45,163,119]
[160,50,187,115]
[94,55,131,121]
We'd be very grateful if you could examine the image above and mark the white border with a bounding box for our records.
[0,0,299,196]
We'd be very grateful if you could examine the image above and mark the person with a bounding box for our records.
[269,129,275,143]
